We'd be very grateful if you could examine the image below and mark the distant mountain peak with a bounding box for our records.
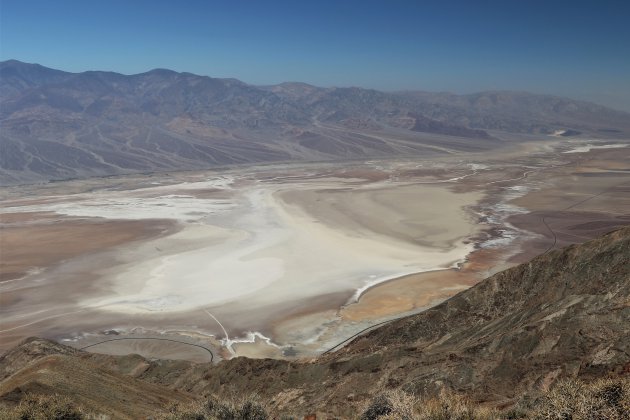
[1,60,629,184]
[141,68,180,76]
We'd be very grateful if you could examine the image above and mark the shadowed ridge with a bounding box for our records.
[0,338,193,418]
[341,225,630,353]
[0,337,79,382]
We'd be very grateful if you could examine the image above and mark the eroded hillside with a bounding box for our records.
[2,60,630,184]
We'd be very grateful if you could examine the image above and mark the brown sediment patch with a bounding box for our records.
[340,247,502,322]
[0,211,58,224]
[504,152,630,262]
[340,269,475,322]
[568,220,630,230]
[0,215,176,281]
[328,167,390,182]
[576,159,630,171]
[508,210,630,264]
[496,145,630,262]
[174,188,229,199]
[0,196,83,208]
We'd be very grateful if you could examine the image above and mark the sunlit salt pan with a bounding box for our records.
[168,176,235,190]
[73,182,480,315]
[563,143,628,154]
[468,163,489,170]
[227,331,282,349]
[2,195,235,221]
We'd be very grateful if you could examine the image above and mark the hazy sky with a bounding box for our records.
[2,0,629,110]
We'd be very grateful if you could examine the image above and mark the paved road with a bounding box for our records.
[80,337,214,362]
[542,181,629,254]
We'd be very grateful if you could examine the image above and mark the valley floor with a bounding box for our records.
[1,138,629,361]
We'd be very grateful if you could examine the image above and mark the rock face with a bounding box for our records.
[338,225,630,395]
[0,228,629,417]
[2,59,630,184]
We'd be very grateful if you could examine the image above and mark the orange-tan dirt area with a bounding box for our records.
[1,138,629,363]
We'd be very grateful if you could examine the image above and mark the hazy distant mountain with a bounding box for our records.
[1,60,629,183]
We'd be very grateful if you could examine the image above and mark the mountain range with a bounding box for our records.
[1,59,630,184]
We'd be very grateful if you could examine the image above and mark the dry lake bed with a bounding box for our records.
[1,139,629,362]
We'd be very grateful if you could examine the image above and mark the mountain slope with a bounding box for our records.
[0,227,628,417]
[2,60,630,184]
[0,338,192,419]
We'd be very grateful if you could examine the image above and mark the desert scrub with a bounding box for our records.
[160,395,269,420]
[153,376,630,419]
[359,378,630,419]
[361,395,393,420]
[531,377,630,420]
[360,390,418,420]
[0,394,86,420]
[415,390,498,420]
[360,389,499,420]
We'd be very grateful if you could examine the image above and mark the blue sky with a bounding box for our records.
[1,0,629,110]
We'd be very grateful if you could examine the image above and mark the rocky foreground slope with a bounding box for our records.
[0,227,628,418]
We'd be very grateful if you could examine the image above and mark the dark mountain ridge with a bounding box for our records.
[1,60,630,184]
